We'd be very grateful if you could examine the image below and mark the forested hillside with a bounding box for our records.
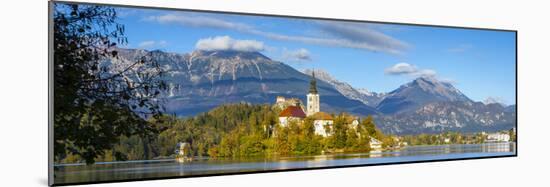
[58,103,393,163]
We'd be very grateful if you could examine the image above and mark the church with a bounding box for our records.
[276,71,357,137]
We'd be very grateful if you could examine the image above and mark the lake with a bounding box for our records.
[54,142,516,184]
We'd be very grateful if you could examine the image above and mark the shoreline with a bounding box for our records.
[54,142,516,167]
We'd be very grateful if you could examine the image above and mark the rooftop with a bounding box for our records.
[279,106,307,118]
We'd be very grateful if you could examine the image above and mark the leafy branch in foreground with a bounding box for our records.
[53,3,167,164]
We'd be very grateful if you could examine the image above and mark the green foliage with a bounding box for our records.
[509,129,516,142]
[402,131,489,146]
[284,118,323,155]
[154,104,278,158]
[148,104,380,158]
[273,124,291,155]
[62,99,502,163]
[361,116,384,140]
[56,101,396,163]
[332,115,348,149]
[53,4,167,164]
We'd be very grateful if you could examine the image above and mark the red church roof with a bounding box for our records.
[279,106,306,118]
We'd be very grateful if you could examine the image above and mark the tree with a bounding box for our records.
[274,124,291,155]
[218,128,241,157]
[331,114,348,149]
[345,128,359,150]
[509,129,516,142]
[53,4,167,164]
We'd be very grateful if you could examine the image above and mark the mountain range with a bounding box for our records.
[302,69,386,107]
[376,76,472,114]
[114,48,378,116]
[111,48,516,135]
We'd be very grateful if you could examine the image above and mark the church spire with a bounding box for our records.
[309,70,318,94]
[306,69,320,116]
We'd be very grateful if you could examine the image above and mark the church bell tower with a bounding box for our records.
[307,70,320,116]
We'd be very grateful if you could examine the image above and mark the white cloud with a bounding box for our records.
[416,69,437,77]
[316,21,409,54]
[144,14,251,31]
[385,63,436,77]
[384,63,461,86]
[385,63,417,75]
[138,40,167,49]
[145,14,409,54]
[283,48,311,61]
[195,36,265,52]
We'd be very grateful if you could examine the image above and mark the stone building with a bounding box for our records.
[276,70,360,138]
[306,71,320,116]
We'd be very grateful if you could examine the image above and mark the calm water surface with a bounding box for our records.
[54,142,515,184]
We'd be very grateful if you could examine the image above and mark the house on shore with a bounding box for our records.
[175,142,192,163]
[370,137,383,150]
[486,132,511,142]
[311,112,334,137]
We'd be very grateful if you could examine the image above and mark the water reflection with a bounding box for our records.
[54,143,515,184]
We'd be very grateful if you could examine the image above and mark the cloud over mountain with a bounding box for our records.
[195,36,265,52]
[111,48,515,134]
[283,48,311,61]
[385,63,436,77]
[145,14,408,54]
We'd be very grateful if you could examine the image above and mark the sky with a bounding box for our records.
[112,6,516,105]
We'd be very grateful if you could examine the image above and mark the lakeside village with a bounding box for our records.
[175,72,515,162]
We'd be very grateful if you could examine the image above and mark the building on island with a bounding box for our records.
[311,112,334,137]
[369,137,383,150]
[175,142,192,162]
[175,142,190,156]
[278,105,307,127]
[306,71,320,116]
[486,132,511,142]
[342,113,360,129]
[276,70,360,138]
[275,96,304,111]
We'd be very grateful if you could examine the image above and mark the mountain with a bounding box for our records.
[483,97,509,107]
[373,77,516,134]
[376,76,472,114]
[302,69,385,107]
[376,101,516,135]
[357,88,386,107]
[504,105,516,113]
[109,48,515,135]
[114,48,379,116]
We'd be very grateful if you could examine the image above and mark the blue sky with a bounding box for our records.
[114,6,516,105]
